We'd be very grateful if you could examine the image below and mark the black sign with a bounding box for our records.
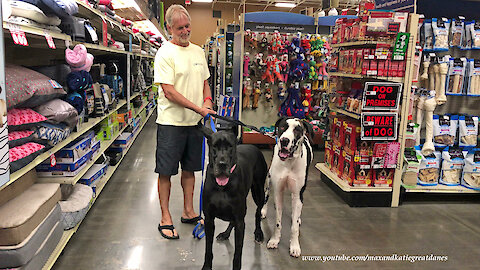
[361,112,398,140]
[244,22,317,34]
[362,82,403,111]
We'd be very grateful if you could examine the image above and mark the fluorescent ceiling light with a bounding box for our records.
[275,2,296,8]
[192,0,213,2]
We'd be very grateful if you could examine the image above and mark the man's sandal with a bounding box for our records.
[158,224,179,240]
[180,215,203,224]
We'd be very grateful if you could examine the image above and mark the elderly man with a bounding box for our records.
[154,4,215,239]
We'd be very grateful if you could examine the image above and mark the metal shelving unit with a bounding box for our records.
[41,105,156,270]
[329,72,404,83]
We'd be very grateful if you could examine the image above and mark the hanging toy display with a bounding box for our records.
[243,53,250,77]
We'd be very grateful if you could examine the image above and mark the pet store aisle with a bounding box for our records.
[51,114,480,270]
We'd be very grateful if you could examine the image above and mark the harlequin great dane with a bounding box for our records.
[261,117,313,257]
[198,123,267,270]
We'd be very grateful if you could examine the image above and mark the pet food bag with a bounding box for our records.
[462,148,480,190]
[450,17,465,48]
[433,115,458,147]
[459,115,478,147]
[405,123,419,148]
[418,147,441,186]
[446,58,466,95]
[440,147,465,186]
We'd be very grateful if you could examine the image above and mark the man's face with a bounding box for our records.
[168,14,191,45]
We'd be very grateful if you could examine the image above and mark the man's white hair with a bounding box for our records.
[165,5,191,27]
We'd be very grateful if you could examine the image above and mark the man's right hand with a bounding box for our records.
[199,107,216,117]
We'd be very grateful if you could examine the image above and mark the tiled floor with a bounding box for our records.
[52,116,480,270]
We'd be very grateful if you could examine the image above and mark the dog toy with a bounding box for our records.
[253,81,261,109]
[265,83,273,102]
[289,33,305,56]
[242,78,252,109]
[271,31,283,54]
[302,84,313,115]
[260,33,269,50]
[280,54,289,82]
[278,82,287,101]
[301,34,311,53]
[289,55,308,81]
[422,94,437,155]
[262,55,275,83]
[243,53,250,77]
[279,86,305,118]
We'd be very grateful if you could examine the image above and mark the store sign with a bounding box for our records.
[6,24,28,46]
[393,33,410,61]
[362,82,403,111]
[375,0,414,12]
[44,32,56,49]
[244,22,316,34]
[361,112,398,140]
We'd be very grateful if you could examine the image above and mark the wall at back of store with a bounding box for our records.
[163,0,306,45]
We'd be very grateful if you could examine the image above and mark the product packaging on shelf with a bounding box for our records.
[423,19,434,51]
[471,21,480,50]
[55,131,95,163]
[331,116,345,147]
[432,18,450,51]
[440,147,465,186]
[459,115,479,147]
[405,123,419,148]
[341,152,355,186]
[417,147,441,186]
[463,21,473,50]
[433,115,458,147]
[343,121,361,156]
[79,163,108,185]
[332,144,343,178]
[462,148,480,190]
[325,140,333,169]
[403,148,422,186]
[374,168,394,187]
[466,59,480,96]
[450,17,465,48]
[446,58,466,95]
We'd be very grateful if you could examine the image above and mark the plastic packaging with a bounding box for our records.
[459,115,478,147]
[423,19,434,51]
[405,123,419,148]
[432,18,450,51]
[466,59,480,95]
[403,148,422,186]
[450,17,465,48]
[433,114,458,147]
[462,21,473,50]
[462,148,480,190]
[440,147,464,186]
[472,21,480,49]
[417,147,441,186]
[446,58,466,95]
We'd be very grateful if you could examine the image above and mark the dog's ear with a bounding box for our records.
[274,117,285,136]
[197,121,214,140]
[301,120,314,141]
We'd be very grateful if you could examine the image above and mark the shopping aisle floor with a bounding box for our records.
[53,115,480,270]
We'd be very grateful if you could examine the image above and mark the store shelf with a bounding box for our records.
[76,41,128,55]
[330,40,394,48]
[3,21,72,42]
[316,163,392,192]
[2,100,128,190]
[130,92,142,100]
[329,72,404,83]
[132,53,155,59]
[330,106,361,119]
[403,184,480,194]
[36,122,130,185]
[133,102,148,118]
[42,105,156,270]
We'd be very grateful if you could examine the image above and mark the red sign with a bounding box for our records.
[9,26,28,46]
[185,0,191,5]
[361,112,398,140]
[362,82,402,111]
[44,32,56,49]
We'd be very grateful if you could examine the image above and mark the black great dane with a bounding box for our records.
[198,123,267,270]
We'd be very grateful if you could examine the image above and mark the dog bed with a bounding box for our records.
[59,184,92,230]
[1,221,63,270]
[8,1,61,26]
[0,205,60,268]
[8,131,35,148]
[0,183,61,246]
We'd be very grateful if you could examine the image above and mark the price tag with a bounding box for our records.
[50,154,56,167]
[44,32,56,49]
[8,24,28,46]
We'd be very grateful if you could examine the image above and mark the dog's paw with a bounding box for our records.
[216,232,230,241]
[254,229,264,242]
[289,244,301,258]
[261,208,267,219]
[267,238,279,249]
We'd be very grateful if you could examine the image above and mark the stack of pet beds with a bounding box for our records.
[0,170,62,270]
[3,1,63,32]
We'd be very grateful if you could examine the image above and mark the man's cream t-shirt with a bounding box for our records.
[154,41,210,126]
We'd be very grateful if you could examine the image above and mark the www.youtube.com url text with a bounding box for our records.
[302,254,448,263]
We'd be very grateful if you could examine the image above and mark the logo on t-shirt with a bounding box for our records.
[194,63,203,66]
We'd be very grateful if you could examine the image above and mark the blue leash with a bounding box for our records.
[193,114,216,239]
